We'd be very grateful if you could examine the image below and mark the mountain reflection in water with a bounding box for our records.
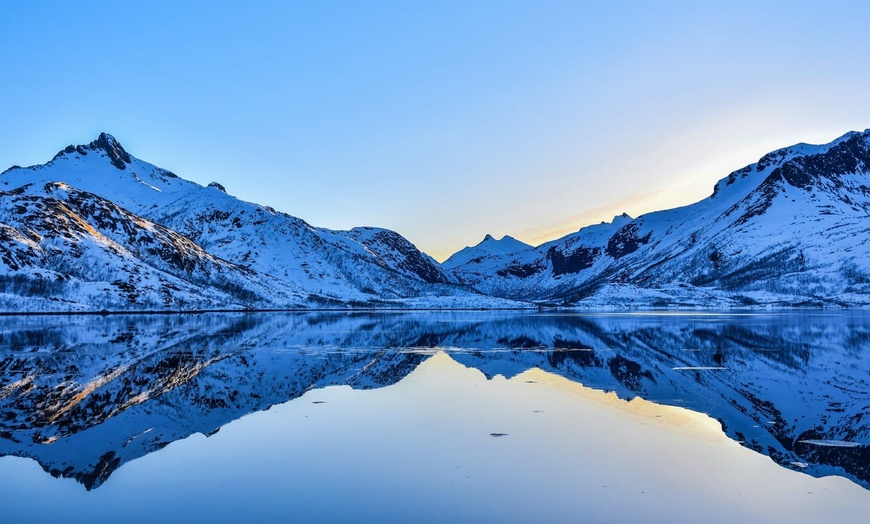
[0,311,868,491]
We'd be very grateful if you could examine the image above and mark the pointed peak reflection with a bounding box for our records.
[0,311,868,491]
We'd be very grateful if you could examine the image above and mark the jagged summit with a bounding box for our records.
[50,131,132,170]
[479,233,525,245]
[208,182,227,193]
[603,213,632,225]
[442,233,533,270]
[90,132,132,169]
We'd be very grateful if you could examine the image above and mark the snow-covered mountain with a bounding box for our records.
[0,181,304,311]
[1,312,867,489]
[441,234,532,270]
[0,133,518,311]
[444,130,870,308]
[4,129,870,310]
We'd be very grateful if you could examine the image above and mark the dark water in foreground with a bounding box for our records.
[1,311,869,522]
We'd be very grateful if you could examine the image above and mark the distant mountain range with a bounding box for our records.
[2,130,870,311]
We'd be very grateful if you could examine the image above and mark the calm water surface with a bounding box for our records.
[1,311,869,523]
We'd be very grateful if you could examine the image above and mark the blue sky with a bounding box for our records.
[2,1,870,259]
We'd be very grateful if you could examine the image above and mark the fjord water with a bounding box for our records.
[1,312,869,523]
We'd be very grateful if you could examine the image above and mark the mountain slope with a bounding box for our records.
[0,134,517,310]
[442,234,532,270]
[0,181,301,311]
[444,130,870,307]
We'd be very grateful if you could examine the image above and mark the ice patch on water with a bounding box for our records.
[797,439,862,448]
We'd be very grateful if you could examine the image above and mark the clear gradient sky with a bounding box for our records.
[2,1,870,260]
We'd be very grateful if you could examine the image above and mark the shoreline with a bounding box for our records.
[0,305,867,317]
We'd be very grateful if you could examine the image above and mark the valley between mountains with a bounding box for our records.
[2,131,870,312]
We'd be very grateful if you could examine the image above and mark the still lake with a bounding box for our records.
[1,311,869,523]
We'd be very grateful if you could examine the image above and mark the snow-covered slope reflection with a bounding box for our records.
[0,311,867,489]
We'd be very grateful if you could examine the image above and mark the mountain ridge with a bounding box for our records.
[0,133,519,311]
[2,129,870,310]
[441,233,533,270]
[443,129,870,308]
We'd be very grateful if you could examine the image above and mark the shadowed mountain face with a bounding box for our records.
[0,312,868,490]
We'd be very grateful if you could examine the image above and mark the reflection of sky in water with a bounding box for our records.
[1,312,870,522]
[1,351,869,523]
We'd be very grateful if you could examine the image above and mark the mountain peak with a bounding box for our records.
[94,132,120,148]
[88,132,132,170]
[207,182,227,193]
[51,132,132,170]
[601,213,632,226]
[481,234,523,244]
[442,233,533,269]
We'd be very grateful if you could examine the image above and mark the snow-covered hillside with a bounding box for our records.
[444,130,870,308]
[0,133,519,311]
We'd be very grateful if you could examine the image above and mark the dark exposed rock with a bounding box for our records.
[360,230,450,284]
[0,182,268,306]
[608,355,655,392]
[497,335,544,349]
[605,223,652,260]
[548,246,600,276]
[756,147,792,172]
[51,133,132,170]
[496,261,544,278]
[780,133,870,190]
[550,338,600,367]
[738,132,870,224]
[709,249,723,270]
[88,133,132,170]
